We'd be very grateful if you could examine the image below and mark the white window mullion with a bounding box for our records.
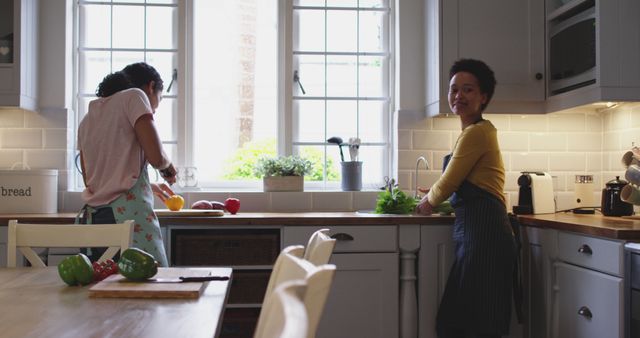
[178,0,190,167]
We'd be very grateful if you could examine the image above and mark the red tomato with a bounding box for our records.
[224,198,241,214]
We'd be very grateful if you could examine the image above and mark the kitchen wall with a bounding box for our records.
[2,103,639,212]
[398,102,640,212]
[2,0,639,213]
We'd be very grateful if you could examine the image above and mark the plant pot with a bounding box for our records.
[263,176,304,192]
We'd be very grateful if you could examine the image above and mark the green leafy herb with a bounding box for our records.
[254,156,313,177]
[432,200,454,215]
[375,186,416,214]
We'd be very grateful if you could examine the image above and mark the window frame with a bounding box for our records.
[72,0,395,191]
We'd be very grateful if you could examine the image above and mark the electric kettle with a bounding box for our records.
[601,176,634,216]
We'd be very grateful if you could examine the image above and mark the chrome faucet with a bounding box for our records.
[414,156,430,199]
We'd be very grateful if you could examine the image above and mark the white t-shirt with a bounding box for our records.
[78,88,154,206]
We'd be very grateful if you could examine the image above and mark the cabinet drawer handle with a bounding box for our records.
[330,233,354,241]
[578,306,593,319]
[578,244,593,255]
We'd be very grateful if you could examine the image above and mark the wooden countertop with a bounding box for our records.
[4,211,640,240]
[0,212,455,226]
[517,212,640,241]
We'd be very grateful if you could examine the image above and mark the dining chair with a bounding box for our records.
[303,228,336,266]
[263,245,305,302]
[6,219,134,267]
[254,280,308,338]
[256,250,336,338]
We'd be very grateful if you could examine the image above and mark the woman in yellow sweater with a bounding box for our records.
[416,59,516,338]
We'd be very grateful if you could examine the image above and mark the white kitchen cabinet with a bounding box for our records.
[552,231,625,338]
[425,0,545,117]
[283,225,399,338]
[418,225,454,338]
[545,0,640,112]
[0,0,38,110]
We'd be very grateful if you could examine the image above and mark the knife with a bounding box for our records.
[124,276,230,283]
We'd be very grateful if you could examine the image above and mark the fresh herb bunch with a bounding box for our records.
[254,155,313,177]
[375,185,416,214]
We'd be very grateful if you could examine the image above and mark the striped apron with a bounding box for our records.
[436,154,516,336]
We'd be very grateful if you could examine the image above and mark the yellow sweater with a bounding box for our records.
[426,119,506,206]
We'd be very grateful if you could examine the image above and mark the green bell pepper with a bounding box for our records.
[118,248,158,281]
[58,253,94,286]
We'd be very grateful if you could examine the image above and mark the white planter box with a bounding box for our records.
[263,176,304,192]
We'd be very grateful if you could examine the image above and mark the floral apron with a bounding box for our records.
[77,167,168,267]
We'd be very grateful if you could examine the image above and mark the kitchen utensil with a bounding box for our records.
[154,209,224,216]
[348,137,361,161]
[327,137,345,162]
[601,176,634,216]
[340,161,362,191]
[622,184,640,205]
[622,149,640,167]
[136,276,230,283]
[89,267,225,299]
[626,164,640,186]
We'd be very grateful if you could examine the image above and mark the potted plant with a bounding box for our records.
[254,155,312,192]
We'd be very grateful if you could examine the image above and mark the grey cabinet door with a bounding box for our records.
[426,0,545,115]
[555,262,623,338]
[316,252,399,338]
[523,235,547,338]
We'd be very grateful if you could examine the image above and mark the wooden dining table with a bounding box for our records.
[0,266,232,338]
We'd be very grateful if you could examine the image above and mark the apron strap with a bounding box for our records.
[75,204,98,224]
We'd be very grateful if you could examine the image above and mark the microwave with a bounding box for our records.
[548,6,596,96]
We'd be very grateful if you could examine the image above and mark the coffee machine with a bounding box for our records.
[513,172,555,214]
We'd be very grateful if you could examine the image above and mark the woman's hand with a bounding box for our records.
[151,183,175,202]
[159,163,177,185]
[415,188,434,215]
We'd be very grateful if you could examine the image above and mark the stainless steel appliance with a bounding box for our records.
[548,3,596,95]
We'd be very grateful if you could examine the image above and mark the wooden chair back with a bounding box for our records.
[303,228,336,265]
[256,249,336,338]
[263,245,305,302]
[254,280,308,338]
[6,220,134,267]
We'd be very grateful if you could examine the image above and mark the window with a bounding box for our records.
[75,0,392,190]
[290,0,392,189]
[75,0,179,188]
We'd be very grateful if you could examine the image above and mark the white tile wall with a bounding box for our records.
[4,104,640,213]
[398,104,638,212]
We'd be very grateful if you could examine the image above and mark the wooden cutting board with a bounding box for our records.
[154,209,225,216]
[89,268,214,299]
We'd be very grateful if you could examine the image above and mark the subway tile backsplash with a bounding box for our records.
[2,104,640,213]
[399,105,637,212]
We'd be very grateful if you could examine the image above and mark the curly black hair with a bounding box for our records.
[449,59,496,112]
[95,62,163,98]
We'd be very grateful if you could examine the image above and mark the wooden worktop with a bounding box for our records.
[517,212,640,241]
[0,212,455,226]
[4,211,640,240]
